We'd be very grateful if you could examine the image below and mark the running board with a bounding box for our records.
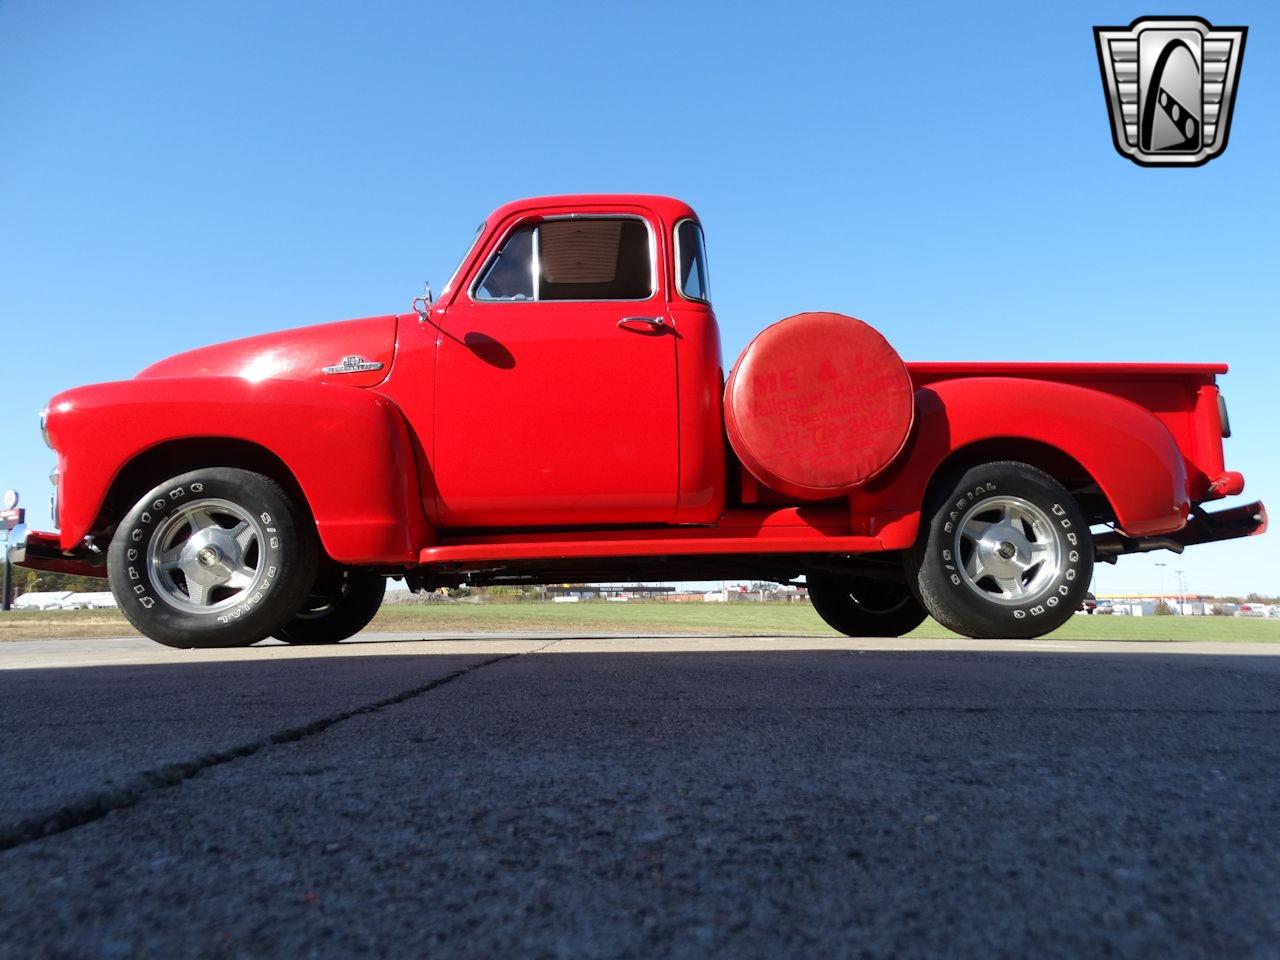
[419,507,883,564]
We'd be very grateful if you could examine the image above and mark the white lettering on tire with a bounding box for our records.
[943,482,997,534]
[124,476,282,627]
[939,485,1085,622]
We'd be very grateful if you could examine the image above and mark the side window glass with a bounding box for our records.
[538,219,652,300]
[475,225,535,301]
[676,220,710,302]
[473,217,653,302]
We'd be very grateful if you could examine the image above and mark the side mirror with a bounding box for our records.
[412,282,433,323]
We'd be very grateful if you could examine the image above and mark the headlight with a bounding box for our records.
[39,406,52,449]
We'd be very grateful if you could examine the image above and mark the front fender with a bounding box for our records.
[45,377,432,564]
[857,377,1190,546]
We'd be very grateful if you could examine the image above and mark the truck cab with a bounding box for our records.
[387,195,726,529]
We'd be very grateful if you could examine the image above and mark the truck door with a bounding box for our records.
[433,213,679,528]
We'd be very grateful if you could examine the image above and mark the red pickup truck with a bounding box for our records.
[18,194,1265,647]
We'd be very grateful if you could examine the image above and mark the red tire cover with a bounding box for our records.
[723,312,915,499]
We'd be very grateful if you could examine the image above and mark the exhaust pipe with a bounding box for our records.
[1093,501,1266,561]
[1094,533,1183,560]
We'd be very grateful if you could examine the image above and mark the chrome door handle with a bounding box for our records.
[617,315,666,333]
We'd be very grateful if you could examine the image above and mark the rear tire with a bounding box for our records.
[906,461,1093,639]
[107,468,317,649]
[274,569,386,645]
[807,574,929,637]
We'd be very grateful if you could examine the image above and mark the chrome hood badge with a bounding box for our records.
[322,355,385,375]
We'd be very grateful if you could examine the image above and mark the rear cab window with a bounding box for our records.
[675,219,710,303]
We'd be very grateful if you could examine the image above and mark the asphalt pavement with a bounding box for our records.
[1,632,1278,959]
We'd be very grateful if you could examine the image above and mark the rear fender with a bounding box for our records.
[45,377,432,564]
[856,377,1190,547]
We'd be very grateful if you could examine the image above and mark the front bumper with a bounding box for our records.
[9,529,107,578]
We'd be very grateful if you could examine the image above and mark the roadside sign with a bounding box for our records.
[1,508,24,531]
[2,490,17,510]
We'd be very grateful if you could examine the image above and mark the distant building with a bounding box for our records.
[12,591,74,610]
[1100,595,1257,617]
[545,584,676,600]
[12,591,116,610]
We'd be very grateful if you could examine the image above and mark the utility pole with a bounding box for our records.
[1,490,25,613]
[1,533,10,612]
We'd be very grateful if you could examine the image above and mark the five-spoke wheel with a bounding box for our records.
[906,461,1093,639]
[148,499,269,613]
[953,496,1061,606]
[108,468,317,648]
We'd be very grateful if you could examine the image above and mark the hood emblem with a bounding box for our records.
[322,355,384,375]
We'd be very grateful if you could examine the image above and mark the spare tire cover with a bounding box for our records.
[723,312,915,499]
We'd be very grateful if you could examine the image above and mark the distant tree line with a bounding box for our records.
[12,569,108,595]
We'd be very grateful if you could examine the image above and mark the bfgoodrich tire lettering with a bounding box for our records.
[906,461,1094,640]
[107,468,317,649]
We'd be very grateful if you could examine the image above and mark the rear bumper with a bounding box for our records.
[9,529,107,578]
[1095,501,1267,558]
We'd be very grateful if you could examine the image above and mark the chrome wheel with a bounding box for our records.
[909,461,1092,640]
[953,495,1061,606]
[146,498,267,614]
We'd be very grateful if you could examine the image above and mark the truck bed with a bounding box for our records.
[907,361,1232,502]
[906,361,1228,383]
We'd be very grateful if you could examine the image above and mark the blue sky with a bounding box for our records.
[1,1,1275,596]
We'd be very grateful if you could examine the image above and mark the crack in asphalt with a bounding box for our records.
[0,644,555,853]
[3,636,1270,852]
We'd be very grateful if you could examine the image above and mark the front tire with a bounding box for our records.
[807,574,929,637]
[274,569,386,645]
[107,468,317,649]
[906,461,1093,640]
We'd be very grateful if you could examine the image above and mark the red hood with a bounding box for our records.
[136,315,398,388]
